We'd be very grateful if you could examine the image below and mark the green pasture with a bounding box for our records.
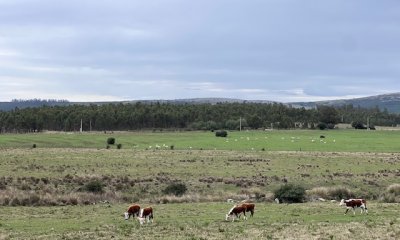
[0,129,400,152]
[1,202,399,239]
[0,130,399,239]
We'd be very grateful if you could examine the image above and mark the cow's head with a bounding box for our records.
[339,199,345,206]
[124,212,130,220]
[225,206,235,221]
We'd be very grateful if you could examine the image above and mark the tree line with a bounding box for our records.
[0,102,399,133]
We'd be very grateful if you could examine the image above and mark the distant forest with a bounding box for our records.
[0,99,70,111]
[0,101,399,133]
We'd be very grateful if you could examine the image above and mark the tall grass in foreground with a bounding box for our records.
[0,202,399,240]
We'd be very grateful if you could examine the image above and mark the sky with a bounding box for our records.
[0,0,400,102]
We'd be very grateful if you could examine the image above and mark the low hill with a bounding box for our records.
[1,93,399,113]
[289,93,400,113]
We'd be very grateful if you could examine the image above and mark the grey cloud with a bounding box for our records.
[0,0,399,101]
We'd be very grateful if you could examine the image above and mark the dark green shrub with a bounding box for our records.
[117,143,122,149]
[163,182,187,196]
[29,194,41,206]
[215,130,228,137]
[32,144,37,148]
[170,145,174,150]
[84,180,104,193]
[107,137,115,145]
[316,122,327,130]
[352,121,367,129]
[327,123,335,129]
[274,184,306,203]
[10,197,21,206]
[68,197,78,205]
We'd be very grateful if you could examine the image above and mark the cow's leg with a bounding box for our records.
[243,212,247,220]
[362,204,368,214]
[344,208,350,215]
[352,207,356,215]
[230,214,236,222]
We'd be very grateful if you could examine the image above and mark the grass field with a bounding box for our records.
[0,130,399,239]
[0,129,399,152]
[0,202,399,239]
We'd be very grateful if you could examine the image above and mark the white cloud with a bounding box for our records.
[0,49,20,57]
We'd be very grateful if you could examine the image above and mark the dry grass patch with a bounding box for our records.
[306,186,355,201]
[380,184,400,203]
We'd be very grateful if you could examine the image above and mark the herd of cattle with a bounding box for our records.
[124,198,368,224]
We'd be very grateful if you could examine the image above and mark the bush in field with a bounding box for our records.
[84,180,104,193]
[317,122,327,130]
[380,184,400,203]
[306,186,355,200]
[387,184,400,194]
[274,184,306,203]
[163,182,187,196]
[352,121,367,129]
[107,137,116,145]
[117,143,122,149]
[327,186,354,199]
[215,130,228,137]
[32,143,37,148]
[327,123,335,129]
[306,187,329,199]
[10,197,21,206]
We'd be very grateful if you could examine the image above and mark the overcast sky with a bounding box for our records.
[0,0,399,102]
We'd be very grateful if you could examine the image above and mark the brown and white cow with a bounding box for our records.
[225,205,247,222]
[339,199,368,215]
[137,207,154,225]
[239,203,255,218]
[124,204,140,220]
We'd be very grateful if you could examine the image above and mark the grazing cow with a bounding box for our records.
[124,204,140,220]
[137,207,154,225]
[225,205,247,222]
[239,203,255,218]
[339,199,368,215]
